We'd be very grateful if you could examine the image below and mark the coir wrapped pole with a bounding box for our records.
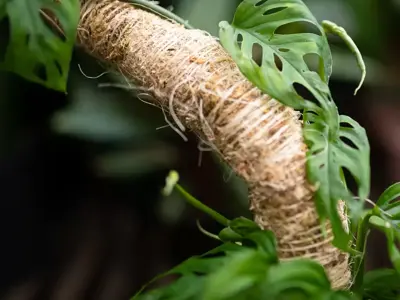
[77,0,351,288]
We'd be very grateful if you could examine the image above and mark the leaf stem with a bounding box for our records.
[175,183,230,227]
[196,220,222,241]
[322,20,366,95]
[351,211,372,295]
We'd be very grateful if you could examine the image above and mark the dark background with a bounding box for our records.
[0,0,399,299]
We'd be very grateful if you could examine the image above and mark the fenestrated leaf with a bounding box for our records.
[218,0,333,111]
[385,226,400,273]
[161,243,244,277]
[263,259,331,298]
[386,203,400,221]
[311,290,356,300]
[370,183,400,273]
[218,0,370,252]
[304,114,370,248]
[369,216,400,231]
[133,275,206,300]
[202,249,269,300]
[363,269,400,300]
[1,0,80,92]
[377,182,400,209]
[131,243,243,299]
[369,213,400,273]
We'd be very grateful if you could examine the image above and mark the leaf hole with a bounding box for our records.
[39,9,66,42]
[275,21,322,36]
[193,271,206,276]
[263,6,287,16]
[279,48,290,53]
[302,110,318,124]
[307,110,319,116]
[274,53,283,71]
[252,43,263,67]
[319,163,325,170]
[339,121,355,129]
[303,53,321,74]
[340,135,359,150]
[311,148,323,156]
[54,60,63,76]
[33,63,47,82]
[341,167,358,194]
[293,82,318,106]
[0,16,10,62]
[255,0,269,6]
[236,33,243,48]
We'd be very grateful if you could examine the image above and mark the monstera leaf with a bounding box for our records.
[0,0,80,92]
[219,0,370,251]
[219,0,333,111]
[132,211,348,300]
[369,183,400,272]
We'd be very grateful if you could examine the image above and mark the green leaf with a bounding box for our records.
[386,203,400,221]
[385,227,400,273]
[369,214,400,273]
[377,182,400,209]
[219,0,370,252]
[163,243,243,277]
[371,184,400,273]
[228,217,261,236]
[1,0,80,92]
[132,243,243,299]
[219,217,278,260]
[369,215,389,230]
[370,184,400,272]
[218,0,333,111]
[312,291,356,300]
[202,249,269,300]
[134,275,206,300]
[304,113,370,249]
[242,230,278,261]
[264,259,331,298]
[363,269,400,300]
[219,227,244,242]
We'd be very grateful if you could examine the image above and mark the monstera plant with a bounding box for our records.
[0,0,399,299]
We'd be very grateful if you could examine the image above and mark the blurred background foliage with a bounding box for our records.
[0,0,400,299]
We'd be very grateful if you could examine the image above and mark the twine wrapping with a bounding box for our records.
[77,0,351,288]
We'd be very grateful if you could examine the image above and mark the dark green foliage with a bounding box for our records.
[362,269,400,300]
[133,213,354,300]
[0,0,79,92]
[369,183,400,272]
[1,0,400,299]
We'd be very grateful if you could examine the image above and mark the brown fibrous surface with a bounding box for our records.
[78,0,351,288]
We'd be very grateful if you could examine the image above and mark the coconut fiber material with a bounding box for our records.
[78,0,351,288]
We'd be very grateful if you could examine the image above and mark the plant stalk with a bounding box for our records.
[351,211,372,294]
[175,184,230,227]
